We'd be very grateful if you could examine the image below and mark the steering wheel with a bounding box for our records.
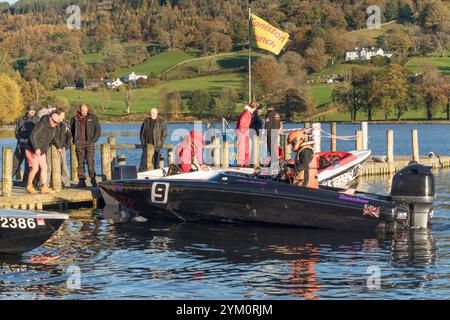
[166,164,182,176]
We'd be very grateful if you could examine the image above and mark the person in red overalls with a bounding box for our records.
[236,102,258,167]
[176,130,204,173]
[287,130,319,189]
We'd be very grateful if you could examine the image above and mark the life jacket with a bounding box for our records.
[176,131,204,173]
[294,145,319,189]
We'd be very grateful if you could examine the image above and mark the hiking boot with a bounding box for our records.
[41,185,54,194]
[76,179,87,189]
[26,185,38,195]
[90,177,98,188]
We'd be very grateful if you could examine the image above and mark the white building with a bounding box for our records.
[122,72,148,83]
[345,47,393,61]
[104,78,124,89]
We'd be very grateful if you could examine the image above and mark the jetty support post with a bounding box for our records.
[331,122,337,152]
[2,147,13,197]
[213,138,221,168]
[253,134,260,169]
[361,122,368,150]
[222,136,229,169]
[101,144,111,181]
[284,134,292,161]
[108,136,116,166]
[70,144,78,183]
[355,130,363,151]
[146,144,155,171]
[312,123,321,153]
[412,129,420,163]
[387,130,394,174]
[51,145,62,192]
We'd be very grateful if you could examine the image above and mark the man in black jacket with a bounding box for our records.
[70,104,101,188]
[25,110,62,194]
[250,105,264,136]
[12,103,40,186]
[139,108,167,172]
[265,104,281,157]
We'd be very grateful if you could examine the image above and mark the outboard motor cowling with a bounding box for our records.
[391,164,436,228]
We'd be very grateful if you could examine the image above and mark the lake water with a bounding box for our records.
[0,123,449,299]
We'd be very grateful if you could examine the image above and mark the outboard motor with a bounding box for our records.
[390,164,436,228]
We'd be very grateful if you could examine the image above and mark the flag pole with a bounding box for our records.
[248,7,252,104]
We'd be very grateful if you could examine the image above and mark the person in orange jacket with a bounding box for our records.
[236,102,258,167]
[176,130,204,173]
[287,130,319,189]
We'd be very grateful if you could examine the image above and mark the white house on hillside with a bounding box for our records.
[103,78,124,89]
[345,47,393,61]
[122,72,148,83]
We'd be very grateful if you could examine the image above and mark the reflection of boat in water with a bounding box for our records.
[100,164,436,231]
[0,209,68,255]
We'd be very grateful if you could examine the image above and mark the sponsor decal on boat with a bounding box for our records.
[363,204,380,218]
[339,194,369,204]
[37,218,45,226]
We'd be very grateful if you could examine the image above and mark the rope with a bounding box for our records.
[281,128,357,141]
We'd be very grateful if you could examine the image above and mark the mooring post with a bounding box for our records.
[284,134,292,161]
[412,129,420,162]
[70,144,78,183]
[146,144,155,171]
[222,138,229,168]
[213,138,221,168]
[312,123,322,153]
[167,148,173,166]
[51,145,62,192]
[101,144,111,181]
[253,134,260,169]
[361,122,368,150]
[108,136,116,166]
[2,147,13,197]
[387,130,394,174]
[331,122,337,152]
[355,130,363,151]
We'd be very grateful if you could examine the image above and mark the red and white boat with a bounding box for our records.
[137,150,371,188]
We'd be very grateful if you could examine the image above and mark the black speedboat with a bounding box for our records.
[0,209,68,254]
[99,163,436,232]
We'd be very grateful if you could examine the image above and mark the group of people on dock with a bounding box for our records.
[13,103,101,194]
[12,101,317,194]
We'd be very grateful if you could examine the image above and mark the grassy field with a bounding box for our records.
[405,54,450,75]
[344,20,406,47]
[162,51,265,80]
[114,50,194,77]
[53,73,245,117]
[310,85,334,107]
[83,53,103,65]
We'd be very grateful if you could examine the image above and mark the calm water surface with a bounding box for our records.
[0,171,449,300]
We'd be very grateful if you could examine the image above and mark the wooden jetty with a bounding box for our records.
[1,123,449,211]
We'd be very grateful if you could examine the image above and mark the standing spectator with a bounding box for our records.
[38,104,57,186]
[53,109,72,189]
[250,105,264,136]
[265,104,281,157]
[25,110,62,194]
[70,104,101,188]
[12,103,40,186]
[139,108,168,172]
[236,102,258,167]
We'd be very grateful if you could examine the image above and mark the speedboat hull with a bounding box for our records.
[100,172,409,232]
[0,210,68,254]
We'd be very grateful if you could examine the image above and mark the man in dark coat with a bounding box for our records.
[139,108,168,172]
[70,104,101,188]
[250,105,264,136]
[12,103,40,185]
[53,110,72,189]
[265,104,281,157]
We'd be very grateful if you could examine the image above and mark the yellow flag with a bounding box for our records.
[250,14,289,55]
